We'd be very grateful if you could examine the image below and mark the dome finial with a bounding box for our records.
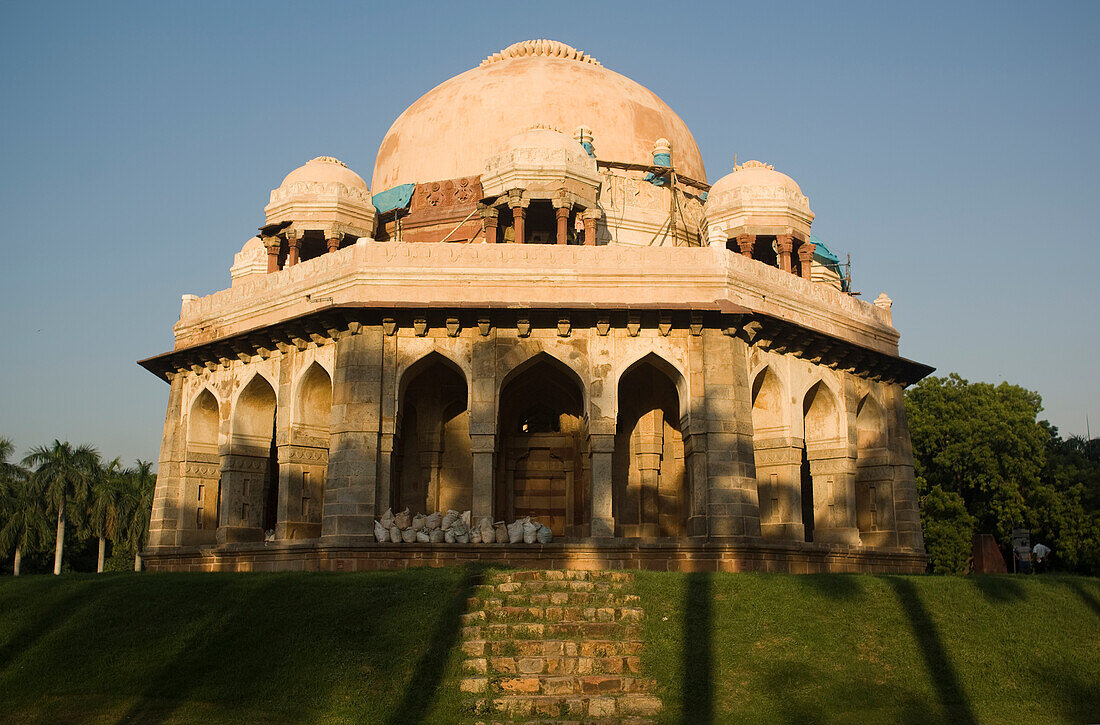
[480,40,601,67]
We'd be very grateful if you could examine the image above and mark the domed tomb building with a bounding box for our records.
[140,40,932,573]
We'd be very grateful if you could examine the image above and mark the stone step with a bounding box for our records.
[462,639,644,659]
[468,592,642,609]
[462,654,645,676]
[490,570,634,584]
[473,694,662,718]
[484,580,625,595]
[461,621,639,641]
[474,719,656,725]
[469,675,655,697]
[463,605,643,625]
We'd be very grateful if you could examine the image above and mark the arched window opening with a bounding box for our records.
[498,356,587,537]
[220,375,278,543]
[394,356,471,515]
[183,390,220,543]
[613,358,687,538]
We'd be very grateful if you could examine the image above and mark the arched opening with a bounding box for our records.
[497,355,588,537]
[613,357,687,537]
[855,394,895,546]
[182,389,220,543]
[394,354,471,515]
[220,375,278,542]
[281,363,331,539]
[751,367,802,540]
[801,381,850,544]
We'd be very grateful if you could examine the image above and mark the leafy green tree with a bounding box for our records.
[920,485,976,573]
[0,438,49,576]
[87,457,127,573]
[119,460,155,571]
[1025,426,1100,573]
[906,374,1048,541]
[23,440,101,575]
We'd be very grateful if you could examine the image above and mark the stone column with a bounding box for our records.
[753,438,806,541]
[507,190,528,245]
[480,205,499,244]
[684,332,709,537]
[737,233,755,259]
[285,227,301,267]
[326,227,342,254]
[554,202,570,245]
[700,329,762,538]
[885,383,925,551]
[469,334,498,522]
[322,326,383,542]
[148,372,185,548]
[588,430,616,537]
[635,409,664,538]
[798,240,816,280]
[582,209,601,246]
[776,234,794,273]
[263,236,281,273]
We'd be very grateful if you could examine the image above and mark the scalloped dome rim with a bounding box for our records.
[279,156,369,190]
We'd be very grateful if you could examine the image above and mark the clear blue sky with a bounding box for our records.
[1,1,1097,465]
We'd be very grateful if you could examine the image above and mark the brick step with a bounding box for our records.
[461,606,643,625]
[490,570,634,584]
[468,592,642,608]
[461,621,639,641]
[474,719,656,725]
[487,580,625,595]
[461,675,655,697]
[473,694,662,718]
[462,639,644,659]
[463,654,644,676]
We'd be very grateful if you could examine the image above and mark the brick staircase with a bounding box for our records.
[459,570,662,723]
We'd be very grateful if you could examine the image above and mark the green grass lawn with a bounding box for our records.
[1,569,1097,724]
[636,572,1100,724]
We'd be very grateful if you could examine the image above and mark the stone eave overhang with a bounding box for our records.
[138,299,934,387]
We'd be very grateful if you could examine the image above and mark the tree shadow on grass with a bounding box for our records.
[1061,578,1100,617]
[387,564,485,724]
[0,580,95,674]
[682,570,713,725]
[802,573,864,600]
[887,577,977,725]
[971,574,1027,603]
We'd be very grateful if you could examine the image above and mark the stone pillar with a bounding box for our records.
[684,333,709,537]
[554,202,570,245]
[776,234,794,273]
[636,409,664,538]
[753,438,806,541]
[469,335,498,522]
[480,206,499,244]
[737,233,755,259]
[588,431,616,537]
[263,235,281,273]
[148,372,185,548]
[700,330,761,538]
[377,332,399,514]
[885,383,925,551]
[326,228,341,254]
[582,209,601,246]
[798,240,816,281]
[507,190,528,245]
[322,327,383,542]
[285,228,301,267]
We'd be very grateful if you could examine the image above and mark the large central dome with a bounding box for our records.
[371,40,706,191]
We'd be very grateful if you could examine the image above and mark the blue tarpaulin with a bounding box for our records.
[809,234,847,291]
[372,183,415,214]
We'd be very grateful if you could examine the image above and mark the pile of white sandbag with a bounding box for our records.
[374,508,552,544]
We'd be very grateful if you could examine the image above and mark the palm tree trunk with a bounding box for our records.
[97,537,106,573]
[134,551,142,572]
[13,547,21,576]
[54,498,66,576]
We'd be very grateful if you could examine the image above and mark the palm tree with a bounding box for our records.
[120,460,155,572]
[88,457,126,573]
[23,440,100,575]
[1,438,48,576]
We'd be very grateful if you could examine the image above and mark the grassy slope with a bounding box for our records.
[0,570,1097,724]
[635,572,1100,724]
[0,570,474,724]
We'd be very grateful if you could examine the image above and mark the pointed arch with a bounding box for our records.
[803,380,842,445]
[751,366,786,436]
[294,362,333,436]
[232,374,277,446]
[188,388,220,455]
[614,353,688,537]
[182,387,221,542]
[221,373,279,540]
[856,394,888,451]
[617,351,688,422]
[396,350,469,419]
[498,350,588,418]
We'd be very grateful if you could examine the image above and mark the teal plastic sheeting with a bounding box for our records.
[645,151,673,186]
[808,234,848,291]
[372,183,415,214]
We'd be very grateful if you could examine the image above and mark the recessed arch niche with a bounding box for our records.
[218,375,278,543]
